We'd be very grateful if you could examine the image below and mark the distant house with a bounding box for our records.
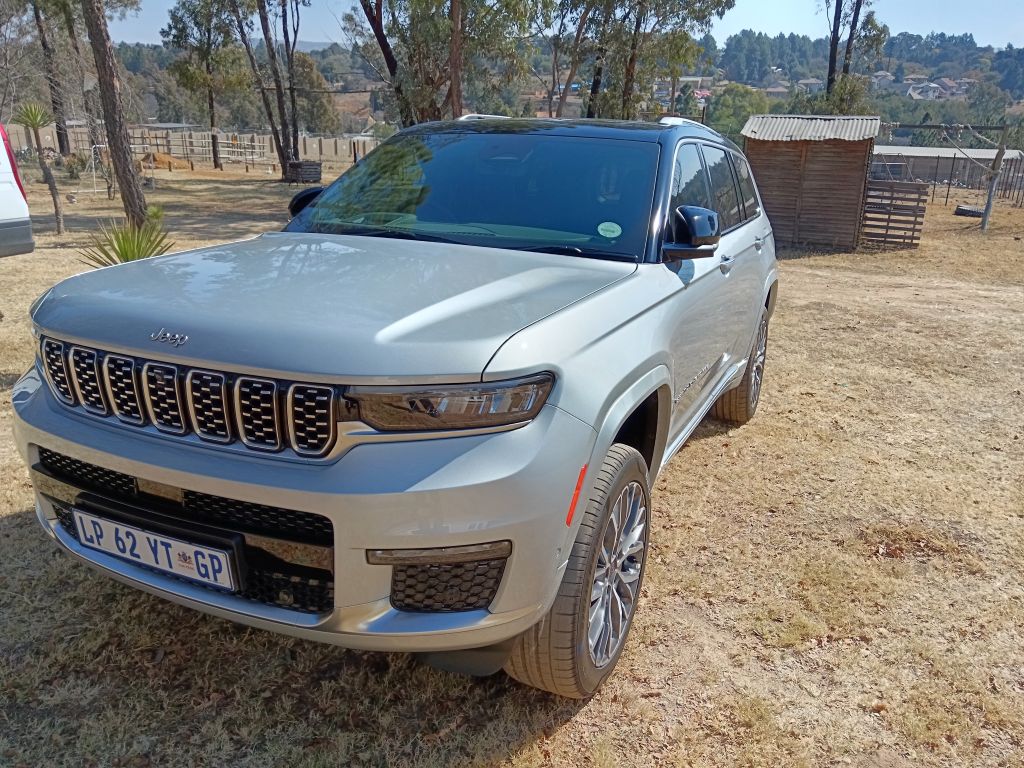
[907,83,943,100]
[798,77,824,94]
[936,77,959,95]
[902,74,927,84]
[764,86,790,100]
[870,71,895,91]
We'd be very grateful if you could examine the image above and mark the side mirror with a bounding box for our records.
[288,186,323,218]
[662,205,721,262]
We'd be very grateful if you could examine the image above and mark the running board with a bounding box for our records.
[657,358,747,476]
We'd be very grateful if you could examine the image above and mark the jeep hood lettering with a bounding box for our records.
[32,233,636,381]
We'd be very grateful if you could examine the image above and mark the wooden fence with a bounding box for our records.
[861,180,928,247]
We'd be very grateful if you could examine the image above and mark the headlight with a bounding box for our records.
[346,373,554,432]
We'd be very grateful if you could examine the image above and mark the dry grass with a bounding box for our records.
[1,168,1023,767]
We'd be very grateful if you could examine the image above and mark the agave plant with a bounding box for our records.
[78,219,174,268]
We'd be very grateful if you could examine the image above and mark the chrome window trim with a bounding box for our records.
[67,345,109,416]
[286,383,337,457]
[234,376,283,451]
[185,369,232,444]
[102,354,146,425]
[40,338,76,406]
[141,361,188,435]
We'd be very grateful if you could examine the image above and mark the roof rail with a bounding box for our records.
[457,113,511,121]
[658,116,704,127]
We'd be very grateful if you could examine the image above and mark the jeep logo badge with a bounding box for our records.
[150,328,189,347]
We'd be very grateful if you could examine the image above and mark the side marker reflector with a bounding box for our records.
[565,465,588,526]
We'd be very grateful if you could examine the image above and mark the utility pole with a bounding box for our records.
[981,126,1008,232]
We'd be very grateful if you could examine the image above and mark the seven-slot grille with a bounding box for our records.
[41,337,339,457]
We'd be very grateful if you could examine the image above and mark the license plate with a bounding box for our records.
[72,509,236,591]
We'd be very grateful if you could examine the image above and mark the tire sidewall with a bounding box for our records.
[572,448,651,695]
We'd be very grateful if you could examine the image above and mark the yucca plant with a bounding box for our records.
[13,102,64,235]
[78,219,174,268]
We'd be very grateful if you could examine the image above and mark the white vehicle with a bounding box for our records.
[1,123,34,257]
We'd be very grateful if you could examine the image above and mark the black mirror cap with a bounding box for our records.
[662,205,721,262]
[288,186,324,219]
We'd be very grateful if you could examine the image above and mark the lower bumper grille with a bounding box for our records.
[391,559,506,612]
[38,448,333,546]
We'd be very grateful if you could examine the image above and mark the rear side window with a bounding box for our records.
[701,145,743,231]
[669,143,712,211]
[733,154,760,221]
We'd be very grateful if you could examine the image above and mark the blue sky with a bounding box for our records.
[109,0,1023,49]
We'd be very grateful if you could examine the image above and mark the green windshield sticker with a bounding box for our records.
[597,221,622,238]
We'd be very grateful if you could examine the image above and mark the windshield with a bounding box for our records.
[285,130,660,261]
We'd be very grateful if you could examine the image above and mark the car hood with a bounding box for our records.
[32,232,636,381]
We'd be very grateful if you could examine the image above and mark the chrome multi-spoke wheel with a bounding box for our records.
[587,480,648,667]
[505,444,651,698]
[749,316,768,410]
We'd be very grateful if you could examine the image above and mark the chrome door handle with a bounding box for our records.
[719,253,735,273]
[753,237,764,250]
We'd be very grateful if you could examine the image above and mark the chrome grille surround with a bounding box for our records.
[37,337,340,459]
[68,346,108,415]
[103,354,145,425]
[41,338,76,405]
[235,378,282,451]
[143,362,187,434]
[186,370,231,443]
[287,384,336,457]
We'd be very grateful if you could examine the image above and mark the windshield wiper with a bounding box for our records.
[514,244,637,262]
[329,224,463,244]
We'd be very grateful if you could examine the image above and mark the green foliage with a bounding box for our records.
[706,83,768,137]
[78,220,175,269]
[64,154,85,180]
[13,102,53,131]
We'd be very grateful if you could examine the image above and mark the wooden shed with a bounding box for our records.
[741,114,880,250]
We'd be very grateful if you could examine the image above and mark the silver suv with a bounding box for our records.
[13,118,777,698]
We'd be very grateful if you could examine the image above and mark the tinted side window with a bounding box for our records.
[670,143,712,211]
[733,154,760,221]
[701,145,743,231]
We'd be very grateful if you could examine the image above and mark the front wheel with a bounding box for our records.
[504,444,650,698]
[711,307,769,425]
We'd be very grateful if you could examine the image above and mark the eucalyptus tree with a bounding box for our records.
[29,0,69,154]
[80,0,148,228]
[162,0,245,169]
[348,0,532,124]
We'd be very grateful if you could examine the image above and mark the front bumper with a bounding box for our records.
[12,367,597,652]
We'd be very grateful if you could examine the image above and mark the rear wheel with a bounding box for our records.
[711,308,768,425]
[504,444,650,698]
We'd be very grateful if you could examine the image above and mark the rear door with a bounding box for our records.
[727,152,773,353]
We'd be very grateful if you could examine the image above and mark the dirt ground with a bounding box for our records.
[1,170,1022,768]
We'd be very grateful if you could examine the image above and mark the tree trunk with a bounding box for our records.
[255,0,292,163]
[33,126,64,234]
[31,0,70,156]
[556,4,592,117]
[60,6,104,152]
[586,1,614,119]
[228,0,287,176]
[841,0,864,76]
[280,0,299,159]
[826,0,844,94]
[81,0,147,228]
[358,0,415,125]
[449,0,463,118]
[620,4,645,119]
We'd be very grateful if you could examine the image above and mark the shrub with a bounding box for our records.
[78,220,174,269]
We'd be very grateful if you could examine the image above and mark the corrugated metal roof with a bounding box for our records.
[874,144,1023,160]
[741,114,880,142]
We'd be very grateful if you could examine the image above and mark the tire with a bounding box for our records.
[711,307,769,425]
[504,444,650,699]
